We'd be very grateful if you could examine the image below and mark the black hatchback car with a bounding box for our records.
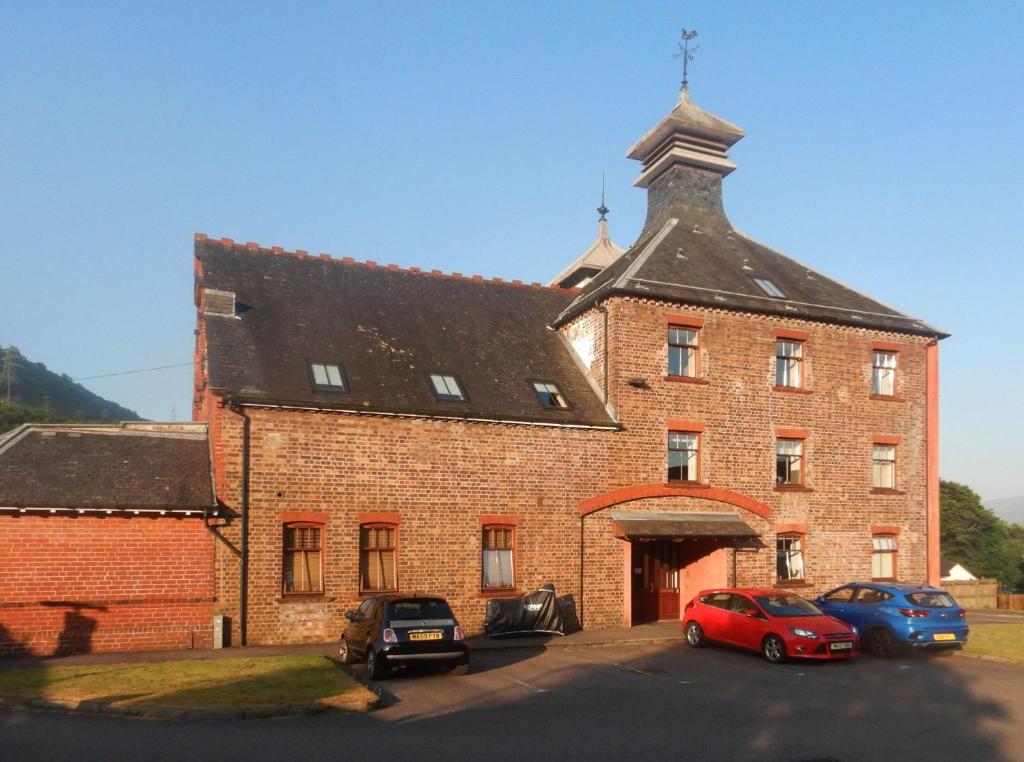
[339,595,470,680]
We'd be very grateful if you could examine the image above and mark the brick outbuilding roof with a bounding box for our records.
[0,423,215,511]
[196,238,617,428]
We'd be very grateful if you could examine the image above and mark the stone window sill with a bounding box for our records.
[774,580,810,588]
[870,394,904,402]
[774,485,814,493]
[773,385,812,394]
[278,594,332,604]
[664,375,710,385]
[479,589,521,599]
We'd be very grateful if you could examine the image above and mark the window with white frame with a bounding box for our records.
[775,340,803,388]
[668,326,699,378]
[872,444,897,489]
[776,535,805,581]
[872,351,897,396]
[668,431,700,482]
[776,439,804,485]
[872,535,897,579]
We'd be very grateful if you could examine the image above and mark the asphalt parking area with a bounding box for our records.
[3,641,1023,762]
[357,641,1024,760]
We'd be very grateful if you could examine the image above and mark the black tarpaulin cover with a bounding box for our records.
[484,585,566,637]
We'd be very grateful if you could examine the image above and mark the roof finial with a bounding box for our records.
[675,28,699,103]
[597,172,609,222]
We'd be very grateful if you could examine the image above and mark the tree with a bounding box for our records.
[941,480,1024,589]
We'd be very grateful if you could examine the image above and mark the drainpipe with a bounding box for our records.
[227,400,251,647]
[598,304,610,404]
[579,514,585,630]
[925,340,940,586]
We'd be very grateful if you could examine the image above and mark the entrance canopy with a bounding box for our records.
[611,511,759,542]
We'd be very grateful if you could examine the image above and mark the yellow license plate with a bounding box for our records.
[409,631,443,641]
[933,633,956,641]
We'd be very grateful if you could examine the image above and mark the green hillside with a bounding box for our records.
[0,345,142,432]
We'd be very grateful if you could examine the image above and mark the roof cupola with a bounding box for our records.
[548,180,625,288]
[628,32,744,234]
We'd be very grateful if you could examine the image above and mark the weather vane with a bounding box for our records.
[675,28,699,92]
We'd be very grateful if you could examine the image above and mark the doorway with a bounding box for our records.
[630,540,680,624]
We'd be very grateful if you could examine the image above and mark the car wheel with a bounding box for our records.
[339,637,355,664]
[867,628,899,658]
[762,634,786,664]
[684,621,705,648]
[448,662,470,676]
[366,648,387,680]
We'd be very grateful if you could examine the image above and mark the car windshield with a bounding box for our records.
[905,592,956,608]
[390,599,453,620]
[754,594,823,617]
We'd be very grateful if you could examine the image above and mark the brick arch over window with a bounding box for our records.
[579,484,772,520]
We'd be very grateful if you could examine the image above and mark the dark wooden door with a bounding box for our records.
[631,541,680,624]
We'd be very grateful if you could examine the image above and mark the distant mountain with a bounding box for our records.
[985,495,1024,528]
[0,345,142,432]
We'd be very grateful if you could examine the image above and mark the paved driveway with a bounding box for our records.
[2,642,1023,761]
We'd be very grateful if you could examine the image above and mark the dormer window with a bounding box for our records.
[532,381,569,409]
[309,362,347,392]
[429,373,466,402]
[753,278,786,298]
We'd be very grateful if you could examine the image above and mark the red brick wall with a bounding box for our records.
[201,295,931,642]
[0,515,215,655]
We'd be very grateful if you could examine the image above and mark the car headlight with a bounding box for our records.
[790,627,819,639]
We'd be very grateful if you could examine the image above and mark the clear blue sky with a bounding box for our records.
[2,2,1022,500]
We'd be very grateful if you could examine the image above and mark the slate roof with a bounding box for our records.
[196,238,617,428]
[552,212,946,337]
[0,423,215,510]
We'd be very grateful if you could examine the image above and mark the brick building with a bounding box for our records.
[0,423,215,654]
[192,86,946,646]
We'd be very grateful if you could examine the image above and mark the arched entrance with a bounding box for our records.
[581,484,771,628]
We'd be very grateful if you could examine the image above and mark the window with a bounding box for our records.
[872,444,896,489]
[532,381,569,409]
[775,340,803,388]
[668,431,699,482]
[310,362,347,391]
[872,351,897,396]
[283,524,323,594]
[871,535,897,580]
[854,587,894,604]
[776,534,805,581]
[775,439,803,485]
[482,526,515,589]
[668,326,699,378]
[429,373,465,401]
[360,525,397,592]
[753,278,786,298]
[824,586,856,604]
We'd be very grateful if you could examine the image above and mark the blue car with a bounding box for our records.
[816,582,968,658]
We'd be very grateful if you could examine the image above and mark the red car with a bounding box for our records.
[682,588,858,663]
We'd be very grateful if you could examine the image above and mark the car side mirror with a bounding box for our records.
[745,609,760,618]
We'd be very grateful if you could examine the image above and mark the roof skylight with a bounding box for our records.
[429,373,466,402]
[533,381,569,409]
[753,278,786,298]
[310,362,347,391]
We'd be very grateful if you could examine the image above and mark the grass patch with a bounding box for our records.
[0,655,376,711]
[964,624,1024,663]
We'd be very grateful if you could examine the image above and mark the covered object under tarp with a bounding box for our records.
[484,585,566,637]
